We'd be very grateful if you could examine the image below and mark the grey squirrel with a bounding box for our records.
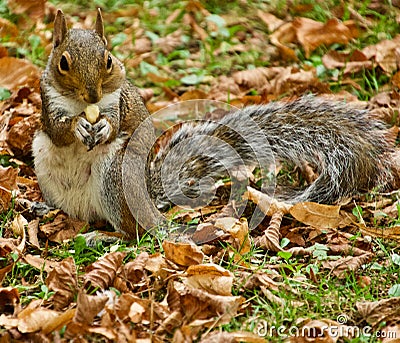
[32,9,393,238]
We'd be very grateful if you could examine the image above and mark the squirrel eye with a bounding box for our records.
[58,54,70,73]
[106,54,112,72]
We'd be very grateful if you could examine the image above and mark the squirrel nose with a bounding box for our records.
[83,89,102,104]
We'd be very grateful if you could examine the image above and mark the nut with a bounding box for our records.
[84,104,100,124]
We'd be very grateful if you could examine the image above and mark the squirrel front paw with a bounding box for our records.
[75,117,94,148]
[93,118,111,146]
[74,117,112,150]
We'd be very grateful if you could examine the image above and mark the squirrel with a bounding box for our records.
[32,9,394,238]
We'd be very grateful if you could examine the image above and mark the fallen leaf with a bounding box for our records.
[215,217,251,258]
[200,330,266,343]
[0,287,20,315]
[322,50,372,75]
[22,254,58,273]
[69,291,108,330]
[357,297,400,327]
[0,166,18,212]
[17,300,61,333]
[286,318,355,342]
[168,280,243,324]
[162,240,204,267]
[269,22,298,61]
[185,263,234,296]
[40,212,88,242]
[322,253,373,278]
[7,0,46,20]
[46,256,77,310]
[257,10,284,32]
[359,226,400,242]
[0,57,40,91]
[26,219,40,250]
[7,113,40,155]
[11,213,27,238]
[84,251,126,291]
[128,302,146,323]
[294,17,357,58]
[362,35,400,73]
[244,186,292,216]
[290,202,349,229]
[0,17,18,39]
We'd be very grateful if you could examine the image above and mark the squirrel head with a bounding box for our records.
[47,9,125,104]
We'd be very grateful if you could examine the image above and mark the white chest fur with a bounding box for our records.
[32,131,124,222]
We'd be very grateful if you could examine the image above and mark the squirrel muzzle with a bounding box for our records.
[83,87,102,104]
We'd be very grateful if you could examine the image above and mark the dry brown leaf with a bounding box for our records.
[0,264,14,284]
[114,293,168,323]
[168,280,243,324]
[114,251,149,292]
[359,226,400,242]
[46,256,77,310]
[0,287,20,315]
[180,89,208,101]
[144,252,170,279]
[128,302,146,323]
[290,202,350,229]
[84,251,126,291]
[322,253,373,278]
[87,326,118,340]
[7,113,40,155]
[184,13,208,41]
[22,254,58,273]
[215,217,250,258]
[328,243,371,257]
[244,186,292,216]
[322,50,372,75]
[185,263,233,296]
[7,0,45,20]
[253,211,284,252]
[40,212,88,242]
[41,308,76,335]
[362,35,400,73]
[356,297,400,327]
[162,240,204,267]
[269,22,298,61]
[257,10,284,32]
[0,17,18,39]
[156,29,183,55]
[0,166,18,213]
[11,213,27,238]
[381,323,400,343]
[11,214,26,255]
[16,300,61,333]
[242,272,280,292]
[286,318,355,342]
[233,67,275,90]
[26,219,40,250]
[0,57,40,91]
[200,330,266,343]
[294,17,357,58]
[73,291,108,326]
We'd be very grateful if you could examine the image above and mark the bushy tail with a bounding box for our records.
[148,96,393,210]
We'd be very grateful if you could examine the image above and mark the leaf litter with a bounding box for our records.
[1,1,400,342]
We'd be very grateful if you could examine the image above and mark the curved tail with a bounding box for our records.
[148,96,393,211]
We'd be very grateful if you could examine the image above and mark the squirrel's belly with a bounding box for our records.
[32,131,105,222]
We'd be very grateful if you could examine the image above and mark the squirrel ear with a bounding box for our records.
[95,8,107,45]
[53,10,68,48]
